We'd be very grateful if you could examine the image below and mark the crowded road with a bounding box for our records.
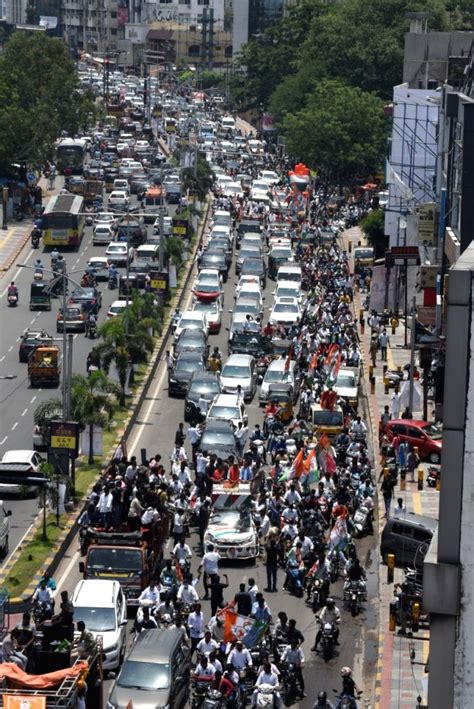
[49,224,379,706]
[0,176,173,560]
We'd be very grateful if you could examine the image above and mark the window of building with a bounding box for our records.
[188,44,200,57]
[111,28,117,34]
[225,45,233,58]
[198,0,210,4]
[111,11,117,18]
[179,0,190,4]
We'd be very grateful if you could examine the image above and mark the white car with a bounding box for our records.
[173,309,209,338]
[108,190,130,210]
[86,256,110,280]
[260,359,297,404]
[105,242,134,266]
[334,369,359,407]
[234,280,264,309]
[72,580,127,670]
[134,139,151,153]
[204,488,259,560]
[207,393,248,429]
[269,296,301,329]
[113,178,130,193]
[0,450,45,494]
[192,299,222,334]
[94,212,115,225]
[107,299,128,317]
[93,223,114,246]
[273,281,304,303]
[220,354,257,402]
[260,170,279,185]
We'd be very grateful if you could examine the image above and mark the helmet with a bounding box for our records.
[341,666,352,677]
[318,691,328,702]
[326,597,335,609]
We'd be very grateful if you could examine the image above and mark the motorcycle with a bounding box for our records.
[255,683,279,708]
[320,621,337,662]
[281,662,300,705]
[34,268,44,281]
[86,319,97,339]
[202,688,224,709]
[31,229,41,248]
[251,438,266,463]
[285,437,297,458]
[108,273,118,290]
[343,579,367,617]
[284,562,305,598]
[33,600,53,626]
[256,354,271,379]
[426,466,440,488]
[307,577,330,613]
[352,505,373,538]
[7,292,18,307]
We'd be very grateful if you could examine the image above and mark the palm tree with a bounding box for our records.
[95,317,130,406]
[33,399,63,449]
[70,372,119,464]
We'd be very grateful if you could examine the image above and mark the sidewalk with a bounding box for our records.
[0,176,64,275]
[343,226,438,708]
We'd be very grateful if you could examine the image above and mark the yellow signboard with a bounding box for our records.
[150,277,167,290]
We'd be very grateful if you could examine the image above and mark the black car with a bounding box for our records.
[199,252,228,282]
[198,419,238,460]
[237,219,261,246]
[236,246,262,275]
[19,329,53,363]
[128,259,150,288]
[229,331,270,357]
[68,286,102,313]
[240,257,267,289]
[168,351,205,397]
[129,174,150,195]
[185,371,221,423]
[174,328,209,360]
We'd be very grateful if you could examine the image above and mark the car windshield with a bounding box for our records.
[176,358,201,373]
[196,281,219,291]
[240,248,260,258]
[73,607,116,633]
[273,303,299,313]
[193,302,218,314]
[211,510,251,531]
[242,261,263,273]
[107,245,124,253]
[118,660,170,691]
[209,405,240,419]
[336,375,356,387]
[271,250,292,258]
[87,547,142,571]
[313,411,343,426]
[265,370,290,382]
[234,303,259,315]
[201,429,235,446]
[190,380,220,396]
[354,249,373,259]
[221,365,250,378]
[422,423,443,440]
[180,318,202,329]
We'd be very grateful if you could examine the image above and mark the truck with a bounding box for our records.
[79,518,169,609]
[28,345,60,387]
[204,483,259,561]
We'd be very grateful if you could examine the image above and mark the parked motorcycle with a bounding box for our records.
[426,466,440,488]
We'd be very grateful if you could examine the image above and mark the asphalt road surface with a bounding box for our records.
[50,233,379,707]
[0,184,176,563]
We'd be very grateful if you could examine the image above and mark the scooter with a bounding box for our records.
[320,621,337,662]
[343,579,367,617]
[352,505,373,538]
[34,268,44,281]
[87,319,97,339]
[426,466,440,488]
[284,562,305,598]
[31,229,41,248]
[7,292,18,307]
[108,273,118,290]
[255,683,279,708]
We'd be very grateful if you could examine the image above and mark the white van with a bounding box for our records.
[260,359,297,404]
[72,579,127,670]
[221,115,236,131]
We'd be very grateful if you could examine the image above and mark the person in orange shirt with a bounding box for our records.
[227,457,240,486]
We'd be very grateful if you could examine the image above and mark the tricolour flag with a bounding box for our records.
[219,608,267,648]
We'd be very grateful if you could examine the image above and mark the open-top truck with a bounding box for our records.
[79,517,169,609]
[28,345,60,387]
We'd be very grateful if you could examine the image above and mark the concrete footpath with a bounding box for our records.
[343,226,438,708]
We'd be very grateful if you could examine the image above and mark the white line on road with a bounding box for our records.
[0,356,4,363]
[1,517,41,572]
[56,548,80,590]
[30,395,37,404]
[30,318,36,325]
[21,408,28,417]
[11,422,18,430]
[7,346,13,352]
[0,436,7,445]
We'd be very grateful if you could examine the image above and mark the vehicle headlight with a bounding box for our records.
[169,378,177,384]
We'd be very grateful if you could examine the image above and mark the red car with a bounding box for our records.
[383,419,442,464]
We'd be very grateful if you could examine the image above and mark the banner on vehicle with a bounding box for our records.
[3,697,46,709]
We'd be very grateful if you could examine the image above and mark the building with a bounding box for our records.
[1,0,27,24]
[133,0,225,26]
[62,0,122,53]
[232,0,287,56]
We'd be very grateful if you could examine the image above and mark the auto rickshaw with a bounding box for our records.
[29,282,51,311]
[119,274,139,297]
[263,383,294,436]
[270,338,292,360]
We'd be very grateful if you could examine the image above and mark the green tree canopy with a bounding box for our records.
[280,79,386,182]
[70,372,119,464]
[0,32,96,173]
[360,208,388,257]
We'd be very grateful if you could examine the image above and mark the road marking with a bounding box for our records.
[1,517,41,571]
[0,246,35,297]
[30,396,36,403]
[0,436,7,445]
[412,491,422,514]
[21,408,28,417]
[30,318,36,325]
[56,548,80,590]
[7,346,13,352]
[0,356,4,363]
[11,422,18,430]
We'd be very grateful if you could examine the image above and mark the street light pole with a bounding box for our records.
[159,163,165,271]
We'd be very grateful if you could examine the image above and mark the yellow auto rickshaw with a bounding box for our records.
[263,383,294,435]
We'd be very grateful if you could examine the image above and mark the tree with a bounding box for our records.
[280,79,386,182]
[0,33,95,173]
[70,372,119,464]
[96,317,131,406]
[33,399,62,449]
[181,159,215,200]
[360,208,388,258]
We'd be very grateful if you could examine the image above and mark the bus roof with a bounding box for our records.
[57,138,87,148]
[44,193,84,215]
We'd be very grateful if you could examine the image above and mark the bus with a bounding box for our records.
[42,194,85,247]
[55,138,87,174]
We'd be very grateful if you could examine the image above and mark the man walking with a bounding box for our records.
[378,329,389,361]
[264,534,279,593]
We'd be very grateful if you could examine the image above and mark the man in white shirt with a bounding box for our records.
[124,457,138,484]
[172,508,186,544]
[198,543,221,599]
[193,655,215,680]
[197,630,219,658]
[235,422,249,457]
[138,581,160,605]
[188,603,205,653]
[178,581,199,607]
[96,486,113,528]
[172,539,192,564]
[32,580,54,611]
[281,640,306,697]
[350,417,367,436]
[252,662,282,708]
[227,640,253,671]
[248,578,259,603]
[284,484,301,506]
